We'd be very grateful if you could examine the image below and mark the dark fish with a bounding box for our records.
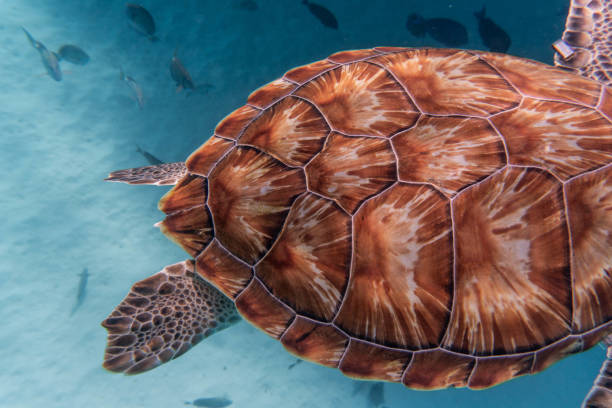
[71,268,89,315]
[288,358,303,369]
[238,0,258,11]
[368,382,385,408]
[119,67,144,109]
[136,145,163,165]
[126,3,158,41]
[170,49,195,92]
[22,27,62,81]
[184,397,232,407]
[57,44,90,65]
[302,0,338,29]
[406,14,468,47]
[474,6,511,53]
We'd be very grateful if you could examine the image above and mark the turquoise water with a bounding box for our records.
[1,0,604,407]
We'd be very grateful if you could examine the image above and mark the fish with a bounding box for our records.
[22,27,62,81]
[474,6,511,53]
[119,67,144,109]
[368,382,385,408]
[288,358,303,369]
[57,44,90,65]
[302,0,338,29]
[136,145,164,165]
[170,48,195,92]
[406,14,468,47]
[70,268,89,316]
[126,3,158,41]
[184,397,233,407]
[238,0,258,11]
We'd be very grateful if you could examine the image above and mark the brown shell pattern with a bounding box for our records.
[159,48,612,389]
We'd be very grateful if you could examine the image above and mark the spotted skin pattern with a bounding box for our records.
[103,49,612,397]
[555,0,612,86]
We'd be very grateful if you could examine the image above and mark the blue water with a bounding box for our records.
[1,0,604,407]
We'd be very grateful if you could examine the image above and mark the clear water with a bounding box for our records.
[1,0,604,407]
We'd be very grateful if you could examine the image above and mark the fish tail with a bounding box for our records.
[474,5,486,19]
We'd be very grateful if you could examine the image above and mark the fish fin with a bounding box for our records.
[22,27,37,48]
[105,162,187,186]
[554,0,612,85]
[582,337,612,408]
[474,5,486,19]
[100,261,240,374]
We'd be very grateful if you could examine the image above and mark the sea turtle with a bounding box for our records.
[102,14,612,408]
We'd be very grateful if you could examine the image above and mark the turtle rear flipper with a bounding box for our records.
[554,0,612,85]
[583,335,612,408]
[101,260,239,374]
[105,162,187,186]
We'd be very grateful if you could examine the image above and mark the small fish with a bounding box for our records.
[119,67,144,109]
[126,3,158,41]
[238,0,258,11]
[22,27,62,81]
[406,14,468,47]
[184,397,232,407]
[302,0,338,30]
[71,268,89,315]
[288,358,303,369]
[474,6,511,53]
[368,382,385,408]
[57,44,90,65]
[170,48,195,92]
[136,145,164,165]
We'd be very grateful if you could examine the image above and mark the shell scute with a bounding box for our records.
[238,96,330,167]
[566,165,612,332]
[208,147,306,264]
[247,78,297,109]
[338,339,412,381]
[467,354,534,389]
[214,105,260,140]
[371,49,521,116]
[393,115,506,196]
[256,193,351,321]
[284,59,338,84]
[334,183,452,349]
[491,98,612,181]
[186,136,235,177]
[445,167,571,355]
[402,350,475,390]
[477,51,602,106]
[305,132,397,214]
[327,48,382,64]
[235,279,295,338]
[294,61,420,137]
[280,317,348,367]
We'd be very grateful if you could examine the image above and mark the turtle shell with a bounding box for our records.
[157,48,612,389]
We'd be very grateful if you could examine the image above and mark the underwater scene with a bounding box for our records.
[2,0,611,407]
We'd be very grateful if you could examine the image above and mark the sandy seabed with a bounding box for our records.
[0,0,602,407]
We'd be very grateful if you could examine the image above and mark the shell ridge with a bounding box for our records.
[366,58,424,114]
[467,50,526,100]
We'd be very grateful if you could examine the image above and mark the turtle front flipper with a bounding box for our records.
[105,162,187,185]
[101,260,240,374]
[583,334,612,408]
[554,0,612,85]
